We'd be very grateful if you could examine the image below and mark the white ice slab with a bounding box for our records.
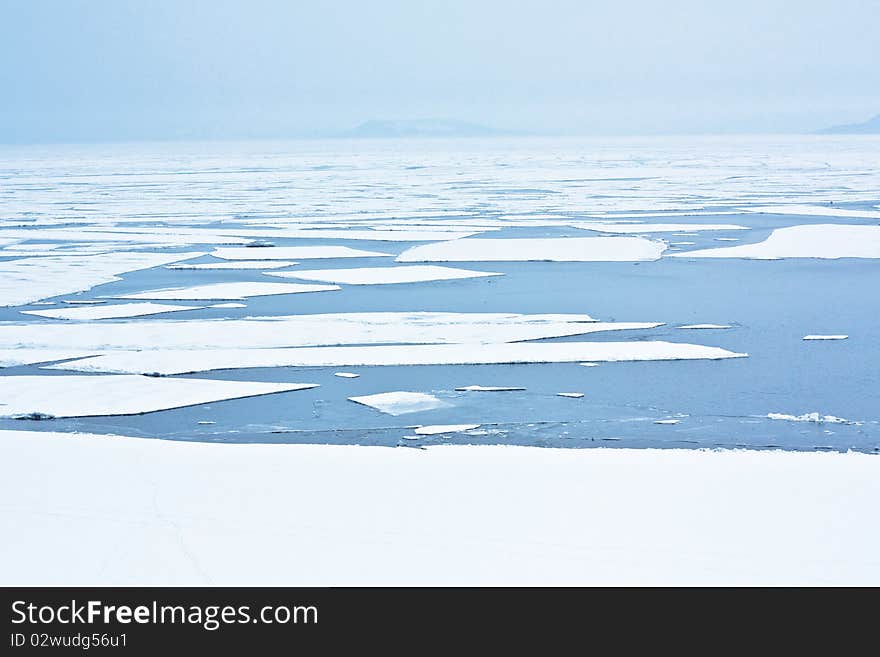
[3,432,878,585]
[557,392,585,398]
[109,282,340,301]
[396,237,666,262]
[456,385,526,392]
[167,261,297,270]
[2,313,655,351]
[671,225,880,259]
[570,223,747,233]
[348,392,450,416]
[213,246,392,260]
[0,349,102,368]
[21,303,204,321]
[0,376,317,418]
[46,341,747,375]
[0,251,205,307]
[767,412,851,424]
[268,265,502,285]
[210,303,247,308]
[803,335,848,340]
[654,419,680,425]
[414,424,481,435]
[334,372,360,378]
[677,324,733,330]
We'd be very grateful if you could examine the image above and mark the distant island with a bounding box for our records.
[340,119,511,138]
[817,114,880,134]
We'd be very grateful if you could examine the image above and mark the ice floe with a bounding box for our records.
[677,324,733,330]
[166,261,297,270]
[396,237,666,262]
[413,424,481,435]
[456,385,526,392]
[744,204,880,220]
[802,335,848,340]
[767,412,851,425]
[210,303,247,309]
[0,349,101,368]
[570,223,747,234]
[213,246,392,260]
[0,251,205,306]
[45,341,746,375]
[557,392,585,398]
[654,419,680,425]
[267,265,502,285]
[1,313,655,351]
[348,392,450,416]
[21,303,204,321]
[0,375,317,418]
[334,372,360,378]
[109,282,340,301]
[62,299,106,305]
[670,225,880,259]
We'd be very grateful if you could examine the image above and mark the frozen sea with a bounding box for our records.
[1,135,878,452]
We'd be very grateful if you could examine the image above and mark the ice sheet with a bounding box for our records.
[22,303,204,321]
[0,376,317,418]
[744,204,880,219]
[397,237,665,262]
[348,391,450,416]
[0,349,102,368]
[671,225,880,259]
[570,223,747,233]
[268,265,502,285]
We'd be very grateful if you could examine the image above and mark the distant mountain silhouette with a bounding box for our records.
[817,114,880,134]
[340,119,511,138]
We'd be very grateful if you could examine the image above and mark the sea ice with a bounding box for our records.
[267,265,502,285]
[22,303,204,321]
[0,349,102,368]
[654,419,681,425]
[455,385,526,392]
[570,223,747,234]
[0,375,318,418]
[396,237,666,262]
[557,392,585,398]
[348,392,450,416]
[677,324,732,330]
[166,261,297,270]
[213,246,392,260]
[413,424,481,435]
[767,412,851,425]
[334,372,360,378]
[802,335,848,340]
[210,303,247,309]
[744,204,880,220]
[109,282,340,301]
[670,225,880,259]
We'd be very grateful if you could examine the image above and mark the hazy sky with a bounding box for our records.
[2,0,878,142]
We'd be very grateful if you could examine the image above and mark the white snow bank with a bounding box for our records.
[671,225,880,259]
[268,265,502,285]
[167,261,297,270]
[46,341,746,375]
[213,246,392,260]
[413,424,481,435]
[803,335,848,341]
[1,313,653,351]
[767,412,851,425]
[22,303,204,321]
[1,431,877,585]
[348,392,449,416]
[0,376,317,418]
[0,251,205,307]
[396,237,666,262]
[110,282,340,301]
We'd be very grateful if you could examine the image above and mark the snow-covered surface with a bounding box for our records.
[348,391,450,416]
[268,265,502,285]
[21,302,204,321]
[396,237,666,262]
[110,281,340,300]
[0,251,205,306]
[1,313,654,351]
[0,376,317,418]
[46,341,746,374]
[677,324,733,330]
[557,392,585,398]
[671,225,880,259]
[456,385,527,392]
[803,335,848,340]
[570,222,747,233]
[0,349,101,368]
[413,424,481,435]
[767,412,851,425]
[1,431,877,585]
[166,261,297,270]
[213,246,392,260]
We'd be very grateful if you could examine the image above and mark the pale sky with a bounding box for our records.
[2,0,878,142]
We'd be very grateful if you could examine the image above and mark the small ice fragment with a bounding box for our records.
[455,385,526,392]
[414,424,481,435]
[197,420,216,425]
[715,237,740,241]
[579,362,598,367]
[677,324,733,330]
[401,435,422,441]
[654,419,680,425]
[767,412,850,424]
[348,391,449,416]
[557,392,584,399]
[210,303,247,309]
[802,335,848,340]
[334,372,360,378]
[62,299,107,305]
